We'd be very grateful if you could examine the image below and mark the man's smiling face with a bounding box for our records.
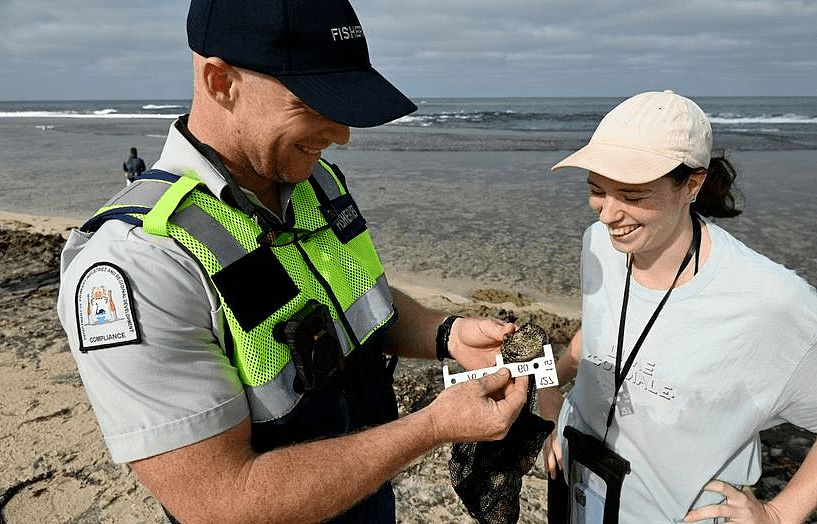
[227,69,351,190]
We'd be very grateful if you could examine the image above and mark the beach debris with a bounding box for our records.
[448,323,555,524]
[471,288,532,307]
[0,470,56,517]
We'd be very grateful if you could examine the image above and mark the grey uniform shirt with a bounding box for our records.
[58,121,290,463]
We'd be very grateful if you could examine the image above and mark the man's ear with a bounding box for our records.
[200,57,236,110]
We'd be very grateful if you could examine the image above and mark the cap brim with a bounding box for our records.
[552,142,683,184]
[278,67,417,128]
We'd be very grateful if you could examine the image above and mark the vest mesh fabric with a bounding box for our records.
[89,166,389,388]
[170,178,386,386]
[285,180,380,312]
[166,191,310,383]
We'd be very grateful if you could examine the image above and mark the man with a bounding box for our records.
[57,1,529,523]
[122,146,146,184]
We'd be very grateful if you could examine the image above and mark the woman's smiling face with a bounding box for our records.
[587,171,692,263]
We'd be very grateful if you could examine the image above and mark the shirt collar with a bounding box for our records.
[151,116,295,221]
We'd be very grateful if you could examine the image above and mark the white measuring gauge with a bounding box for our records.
[442,344,559,390]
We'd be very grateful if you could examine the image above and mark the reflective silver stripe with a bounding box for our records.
[109,177,249,267]
[102,179,250,269]
[102,178,171,209]
[311,162,342,200]
[244,361,303,423]
[171,204,248,267]
[344,274,394,343]
[245,280,392,423]
[334,319,353,356]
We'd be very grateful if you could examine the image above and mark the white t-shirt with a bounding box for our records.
[558,219,817,523]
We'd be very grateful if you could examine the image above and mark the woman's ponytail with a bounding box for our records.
[668,152,743,218]
[694,153,742,218]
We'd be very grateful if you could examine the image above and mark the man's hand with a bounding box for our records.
[425,368,528,444]
[684,481,784,523]
[448,317,516,370]
[131,369,527,524]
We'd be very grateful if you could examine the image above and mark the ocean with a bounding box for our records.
[2,96,816,149]
[1,96,815,300]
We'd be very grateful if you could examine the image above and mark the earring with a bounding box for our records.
[690,194,698,203]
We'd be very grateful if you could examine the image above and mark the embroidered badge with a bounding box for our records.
[75,263,140,352]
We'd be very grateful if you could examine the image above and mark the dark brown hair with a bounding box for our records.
[666,152,743,218]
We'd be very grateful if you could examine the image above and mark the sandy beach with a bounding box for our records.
[2,210,816,523]
[0,210,581,524]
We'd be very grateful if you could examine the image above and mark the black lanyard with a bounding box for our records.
[604,214,701,440]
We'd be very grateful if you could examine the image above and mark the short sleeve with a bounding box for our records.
[774,340,817,433]
[58,221,250,463]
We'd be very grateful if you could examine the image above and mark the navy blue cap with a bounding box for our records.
[187,0,417,127]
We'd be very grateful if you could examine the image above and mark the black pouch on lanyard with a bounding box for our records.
[564,426,630,524]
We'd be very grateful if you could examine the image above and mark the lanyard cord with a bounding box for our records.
[173,116,289,240]
[604,214,701,442]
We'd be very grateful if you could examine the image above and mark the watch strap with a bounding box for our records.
[436,315,461,361]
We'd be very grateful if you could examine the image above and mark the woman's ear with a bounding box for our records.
[687,168,708,202]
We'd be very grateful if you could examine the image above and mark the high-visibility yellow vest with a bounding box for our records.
[83,159,395,422]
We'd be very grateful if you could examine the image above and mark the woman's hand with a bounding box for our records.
[683,481,784,523]
[538,385,565,478]
[543,430,564,479]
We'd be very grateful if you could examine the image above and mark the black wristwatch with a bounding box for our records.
[435,315,461,361]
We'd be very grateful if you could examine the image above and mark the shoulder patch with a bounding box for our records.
[75,262,141,352]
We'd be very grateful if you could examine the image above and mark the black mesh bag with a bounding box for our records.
[449,378,554,524]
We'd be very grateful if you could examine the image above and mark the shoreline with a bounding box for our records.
[0,210,83,239]
[386,270,581,320]
[0,209,583,318]
[1,149,815,298]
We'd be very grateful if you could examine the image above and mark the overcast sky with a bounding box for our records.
[1,0,815,100]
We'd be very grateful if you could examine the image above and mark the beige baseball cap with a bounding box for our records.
[552,90,712,184]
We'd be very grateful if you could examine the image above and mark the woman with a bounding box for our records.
[541,90,817,523]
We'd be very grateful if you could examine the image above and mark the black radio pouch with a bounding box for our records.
[564,426,631,524]
[274,300,346,393]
